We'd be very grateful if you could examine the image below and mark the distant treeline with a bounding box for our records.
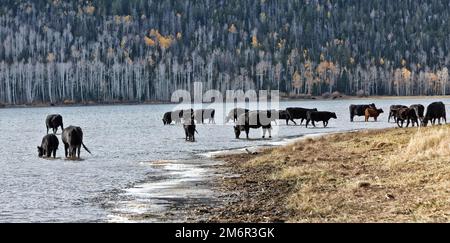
[1,0,450,104]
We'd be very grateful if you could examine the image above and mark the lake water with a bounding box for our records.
[1,97,449,222]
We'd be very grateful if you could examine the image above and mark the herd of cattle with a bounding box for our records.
[34,101,447,159]
[162,101,447,142]
[349,101,447,127]
[163,107,338,141]
[37,114,91,159]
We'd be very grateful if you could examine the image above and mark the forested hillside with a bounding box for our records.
[1,0,450,104]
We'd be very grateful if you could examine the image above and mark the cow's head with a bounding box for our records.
[37,146,44,157]
[377,109,384,114]
[331,112,337,119]
[234,126,241,139]
[422,117,429,127]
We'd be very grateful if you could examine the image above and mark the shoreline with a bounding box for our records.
[2,95,450,109]
[187,125,450,222]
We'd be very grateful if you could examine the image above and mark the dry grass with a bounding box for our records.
[240,125,450,222]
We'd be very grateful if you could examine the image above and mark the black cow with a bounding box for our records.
[62,126,91,158]
[194,109,216,124]
[286,107,318,125]
[183,124,198,141]
[397,107,419,128]
[162,111,172,125]
[423,102,447,126]
[162,110,186,125]
[226,108,250,123]
[305,111,337,128]
[410,104,425,123]
[388,105,408,123]
[37,134,59,158]
[234,111,272,139]
[276,110,296,125]
[349,103,376,122]
[46,114,64,134]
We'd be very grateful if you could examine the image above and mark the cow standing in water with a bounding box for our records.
[273,110,296,125]
[349,103,376,122]
[234,111,272,139]
[46,114,64,134]
[305,111,337,128]
[37,134,59,158]
[364,107,384,122]
[62,126,91,158]
[286,107,318,125]
[183,108,198,142]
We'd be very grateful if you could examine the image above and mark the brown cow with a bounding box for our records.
[365,107,384,122]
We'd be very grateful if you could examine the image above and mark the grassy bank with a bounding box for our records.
[207,125,450,222]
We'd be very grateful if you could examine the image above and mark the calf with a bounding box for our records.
[46,114,64,134]
[396,107,419,128]
[388,105,408,123]
[365,108,384,122]
[349,103,376,122]
[37,134,59,158]
[286,107,318,125]
[423,102,447,126]
[62,126,91,158]
[305,111,337,128]
[234,111,272,139]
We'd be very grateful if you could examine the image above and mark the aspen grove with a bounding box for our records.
[1,0,450,105]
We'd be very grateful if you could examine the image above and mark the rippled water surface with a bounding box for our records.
[1,98,449,222]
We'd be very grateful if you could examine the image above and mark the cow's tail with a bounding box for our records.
[82,142,92,154]
[195,129,199,135]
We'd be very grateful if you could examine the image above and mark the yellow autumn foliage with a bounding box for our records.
[401,67,411,80]
[123,15,132,23]
[251,35,260,48]
[158,35,173,49]
[144,36,156,46]
[426,72,439,82]
[317,61,338,74]
[149,29,174,49]
[292,71,301,88]
[84,6,95,15]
